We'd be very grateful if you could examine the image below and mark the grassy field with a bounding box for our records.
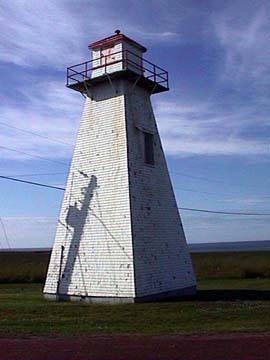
[1,250,270,283]
[0,280,270,336]
[193,251,270,279]
[0,251,49,283]
[0,251,269,336]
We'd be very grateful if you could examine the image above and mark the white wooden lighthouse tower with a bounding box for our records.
[44,31,196,303]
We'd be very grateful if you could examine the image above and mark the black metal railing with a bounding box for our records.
[67,50,168,89]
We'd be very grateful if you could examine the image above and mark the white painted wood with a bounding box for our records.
[91,38,143,79]
[44,92,136,298]
[44,38,196,302]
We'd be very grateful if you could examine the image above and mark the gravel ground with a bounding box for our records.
[1,333,270,360]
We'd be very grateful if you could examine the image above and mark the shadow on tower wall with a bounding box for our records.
[58,175,98,296]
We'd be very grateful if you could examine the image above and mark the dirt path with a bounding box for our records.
[1,333,270,360]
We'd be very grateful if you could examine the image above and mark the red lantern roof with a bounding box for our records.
[89,32,147,53]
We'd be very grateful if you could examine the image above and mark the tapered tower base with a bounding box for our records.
[44,285,196,304]
[44,33,197,303]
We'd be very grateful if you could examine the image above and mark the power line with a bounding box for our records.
[0,145,69,166]
[171,170,269,190]
[178,207,270,216]
[174,186,229,196]
[174,185,270,199]
[2,122,267,191]
[2,174,270,216]
[0,121,73,147]
[5,172,67,178]
[0,175,65,191]
[0,122,268,192]
[1,167,270,199]
[0,217,11,249]
[0,146,96,178]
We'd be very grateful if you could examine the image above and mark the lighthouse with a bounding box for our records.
[44,31,196,303]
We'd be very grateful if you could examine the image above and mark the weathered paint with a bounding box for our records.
[125,86,196,297]
[44,90,136,298]
[44,35,196,303]
[91,38,143,78]
[44,79,196,301]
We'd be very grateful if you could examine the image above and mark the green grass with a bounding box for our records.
[1,251,270,283]
[199,278,270,290]
[193,251,270,280]
[0,251,269,336]
[0,252,50,283]
[0,280,270,336]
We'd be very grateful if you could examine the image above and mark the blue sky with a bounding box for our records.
[0,0,270,248]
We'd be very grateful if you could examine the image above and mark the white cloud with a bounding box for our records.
[1,1,269,161]
[0,1,182,70]
[0,79,82,161]
[223,198,268,205]
[0,216,57,248]
[182,212,270,243]
[132,30,179,42]
[0,1,85,68]
[0,1,269,248]
[2,216,56,223]
[163,136,268,157]
[213,6,270,85]
[2,91,269,162]
[155,99,270,157]
[0,0,188,162]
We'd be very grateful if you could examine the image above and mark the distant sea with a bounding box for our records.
[188,240,270,253]
[1,240,270,253]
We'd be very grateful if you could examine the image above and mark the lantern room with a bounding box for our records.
[66,31,169,94]
[90,30,146,78]
[44,30,196,304]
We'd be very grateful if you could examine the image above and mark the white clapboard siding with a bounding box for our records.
[44,34,196,303]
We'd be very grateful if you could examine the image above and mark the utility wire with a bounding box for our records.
[1,174,270,216]
[2,169,269,198]
[171,170,269,190]
[0,145,69,166]
[0,122,268,191]
[0,146,88,178]
[1,121,267,191]
[0,121,73,147]
[174,186,230,196]
[178,207,270,216]
[5,172,67,178]
[0,175,65,191]
[174,185,270,199]
[0,217,11,249]
[1,167,270,199]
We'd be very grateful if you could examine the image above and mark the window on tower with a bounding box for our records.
[143,132,155,165]
[100,45,115,66]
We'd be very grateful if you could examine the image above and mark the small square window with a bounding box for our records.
[144,132,154,165]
